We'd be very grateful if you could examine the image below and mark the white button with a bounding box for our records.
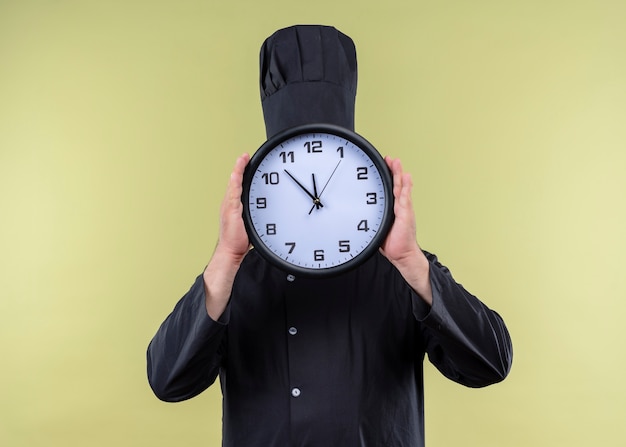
[288,327,298,335]
[291,387,301,397]
[286,274,296,282]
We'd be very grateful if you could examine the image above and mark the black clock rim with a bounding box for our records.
[242,123,394,278]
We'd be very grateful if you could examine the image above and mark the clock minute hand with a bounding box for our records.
[284,169,324,208]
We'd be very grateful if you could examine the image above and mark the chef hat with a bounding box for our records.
[259,25,358,139]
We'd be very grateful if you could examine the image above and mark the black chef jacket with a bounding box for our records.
[147,249,512,446]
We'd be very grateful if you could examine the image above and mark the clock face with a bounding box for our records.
[242,124,394,277]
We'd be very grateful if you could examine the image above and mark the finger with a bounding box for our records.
[385,156,404,199]
[228,153,250,193]
[222,154,250,216]
[398,172,413,209]
[232,153,250,183]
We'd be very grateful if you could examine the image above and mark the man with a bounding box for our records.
[147,25,512,446]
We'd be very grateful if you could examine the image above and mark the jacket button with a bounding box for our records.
[291,387,301,397]
[288,327,298,335]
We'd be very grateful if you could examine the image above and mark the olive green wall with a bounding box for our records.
[1,0,625,445]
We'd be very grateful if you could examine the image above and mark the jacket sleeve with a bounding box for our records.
[146,274,229,402]
[412,252,513,387]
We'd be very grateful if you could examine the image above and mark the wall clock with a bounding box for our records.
[242,124,394,277]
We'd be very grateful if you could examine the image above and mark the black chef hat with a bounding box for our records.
[259,25,358,139]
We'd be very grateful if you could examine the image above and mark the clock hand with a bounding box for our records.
[284,169,324,209]
[309,160,342,214]
[311,173,322,210]
[318,159,342,197]
[308,173,323,215]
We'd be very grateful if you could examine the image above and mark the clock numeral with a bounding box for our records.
[357,167,368,180]
[285,242,296,254]
[304,140,323,153]
[261,172,280,185]
[365,192,377,205]
[338,240,350,253]
[337,146,344,158]
[314,249,325,261]
[256,197,267,209]
[279,151,294,163]
[357,219,370,232]
[266,223,277,235]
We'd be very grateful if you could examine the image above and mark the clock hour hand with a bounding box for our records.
[284,169,324,209]
[311,173,322,213]
[309,160,342,214]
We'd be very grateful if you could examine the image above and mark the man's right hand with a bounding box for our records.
[217,153,251,261]
[203,153,250,320]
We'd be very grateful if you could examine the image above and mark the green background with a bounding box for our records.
[1,0,625,445]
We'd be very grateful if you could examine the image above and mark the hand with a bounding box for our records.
[216,153,252,262]
[380,157,420,262]
[380,157,432,305]
[204,153,251,320]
